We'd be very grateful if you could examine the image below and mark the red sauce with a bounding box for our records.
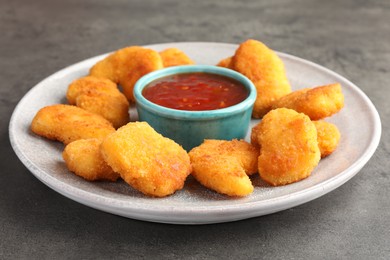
[142,72,248,111]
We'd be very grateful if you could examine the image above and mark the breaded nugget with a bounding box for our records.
[67,76,117,104]
[313,120,341,158]
[100,122,191,197]
[75,93,129,129]
[193,139,259,175]
[250,122,262,149]
[216,56,233,69]
[232,39,291,118]
[67,76,130,128]
[89,46,163,102]
[63,138,119,181]
[31,104,115,144]
[189,155,254,197]
[252,115,341,158]
[189,139,258,197]
[159,48,194,67]
[256,108,320,186]
[272,83,344,120]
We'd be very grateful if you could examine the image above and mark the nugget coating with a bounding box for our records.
[216,56,233,69]
[313,120,341,158]
[252,116,341,159]
[272,83,344,120]
[190,156,254,197]
[89,46,163,102]
[193,139,259,175]
[189,139,258,196]
[100,122,192,197]
[67,76,129,128]
[67,76,117,104]
[250,122,262,149]
[256,108,320,186]
[232,39,291,118]
[159,48,194,67]
[31,104,115,144]
[63,138,119,181]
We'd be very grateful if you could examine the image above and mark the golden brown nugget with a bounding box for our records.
[256,108,320,186]
[232,39,291,118]
[252,115,341,158]
[67,76,118,104]
[216,56,233,69]
[192,139,259,175]
[189,155,254,197]
[159,48,194,67]
[189,139,257,196]
[89,46,163,102]
[250,123,262,149]
[313,120,341,158]
[89,46,144,83]
[63,139,119,181]
[67,76,130,128]
[100,122,192,197]
[272,83,344,120]
[31,104,115,144]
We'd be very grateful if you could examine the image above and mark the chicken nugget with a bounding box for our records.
[89,46,146,83]
[100,122,191,197]
[189,155,253,197]
[232,39,291,118]
[31,104,115,144]
[313,120,341,158]
[67,76,118,104]
[252,116,341,158]
[188,139,257,197]
[63,138,119,181]
[159,48,194,67]
[216,56,233,69]
[89,46,163,102]
[272,83,344,120]
[67,76,130,128]
[250,122,262,149]
[251,117,341,158]
[193,139,259,175]
[256,108,320,186]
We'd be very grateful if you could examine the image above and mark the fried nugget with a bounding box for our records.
[63,138,119,181]
[67,76,130,128]
[232,39,291,118]
[250,122,262,149]
[100,122,191,197]
[67,76,117,104]
[189,139,258,197]
[313,120,341,158]
[256,108,320,186]
[216,56,233,69]
[159,48,194,67]
[31,104,115,144]
[89,46,163,102]
[252,116,341,158]
[190,155,253,197]
[192,139,259,175]
[272,83,344,120]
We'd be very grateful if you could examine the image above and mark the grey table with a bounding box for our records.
[2,0,389,259]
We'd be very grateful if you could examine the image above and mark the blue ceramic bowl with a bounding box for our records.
[133,65,256,151]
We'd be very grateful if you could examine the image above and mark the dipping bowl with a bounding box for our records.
[133,65,256,151]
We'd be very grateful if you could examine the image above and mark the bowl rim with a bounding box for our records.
[133,65,257,119]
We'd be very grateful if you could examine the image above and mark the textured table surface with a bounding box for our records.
[1,0,389,259]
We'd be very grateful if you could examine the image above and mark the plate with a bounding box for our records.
[9,42,381,224]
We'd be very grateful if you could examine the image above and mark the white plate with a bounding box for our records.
[9,42,381,224]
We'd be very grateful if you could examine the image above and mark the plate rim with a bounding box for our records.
[9,41,382,224]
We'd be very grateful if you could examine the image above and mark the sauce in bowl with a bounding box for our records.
[142,72,248,111]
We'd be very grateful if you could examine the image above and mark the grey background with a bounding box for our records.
[1,0,389,259]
